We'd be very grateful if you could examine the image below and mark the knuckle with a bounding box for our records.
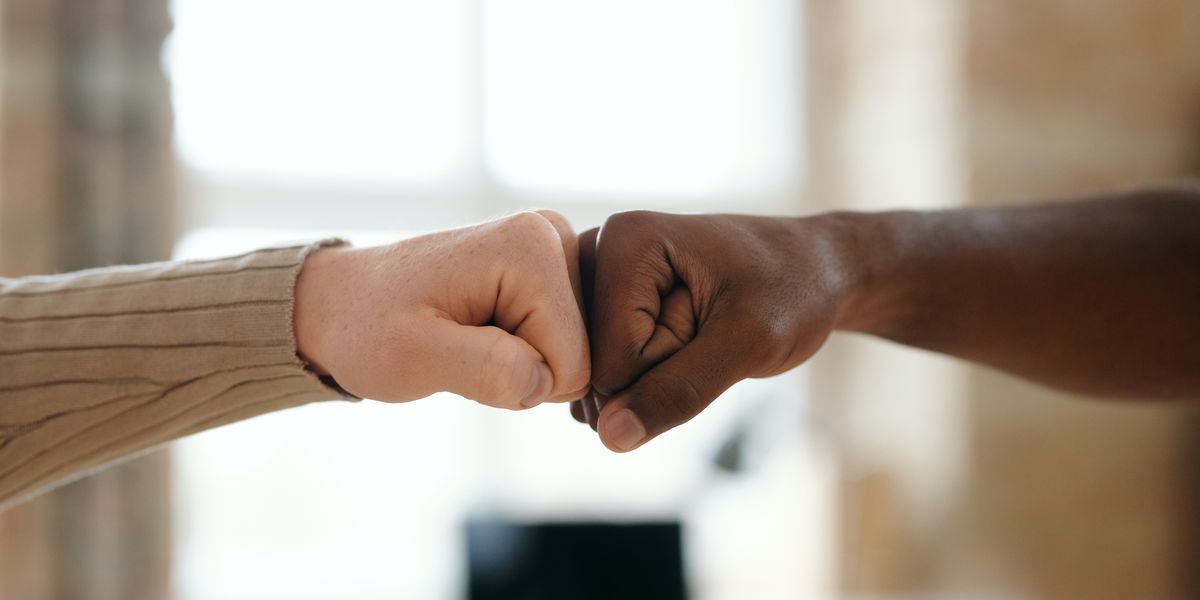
[533,209,571,233]
[597,211,672,270]
[501,209,545,229]
[506,211,558,240]
[504,211,565,258]
[602,210,658,237]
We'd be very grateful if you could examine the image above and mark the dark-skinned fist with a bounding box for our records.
[570,211,859,452]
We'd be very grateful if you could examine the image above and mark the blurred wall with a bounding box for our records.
[804,0,972,591]
[960,1,1200,598]
[807,0,1200,597]
[0,1,177,599]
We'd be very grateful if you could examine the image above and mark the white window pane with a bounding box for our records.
[483,0,800,198]
[168,0,464,184]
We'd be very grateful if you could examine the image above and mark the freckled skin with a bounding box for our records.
[574,184,1200,452]
[294,210,590,409]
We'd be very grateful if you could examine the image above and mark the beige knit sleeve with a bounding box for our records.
[0,240,349,506]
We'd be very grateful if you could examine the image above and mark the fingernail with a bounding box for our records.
[521,363,553,408]
[603,408,646,452]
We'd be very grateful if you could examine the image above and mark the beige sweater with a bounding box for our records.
[0,241,347,506]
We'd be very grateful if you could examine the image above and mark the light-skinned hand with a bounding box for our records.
[294,210,590,409]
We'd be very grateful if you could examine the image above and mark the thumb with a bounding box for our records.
[595,319,750,452]
[425,318,554,410]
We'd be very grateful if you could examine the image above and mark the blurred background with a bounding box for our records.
[0,0,1198,599]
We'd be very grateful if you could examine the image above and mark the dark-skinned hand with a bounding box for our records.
[569,211,856,452]
[570,188,1200,451]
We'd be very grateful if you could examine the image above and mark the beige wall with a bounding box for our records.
[807,0,1200,597]
[961,1,1200,598]
[0,1,177,598]
[804,0,973,592]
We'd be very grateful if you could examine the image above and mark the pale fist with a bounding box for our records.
[294,211,591,409]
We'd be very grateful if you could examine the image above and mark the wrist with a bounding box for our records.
[803,210,911,335]
[293,245,355,376]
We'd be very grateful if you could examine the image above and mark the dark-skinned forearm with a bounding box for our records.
[827,183,1200,400]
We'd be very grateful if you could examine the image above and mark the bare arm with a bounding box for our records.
[838,183,1200,399]
[578,183,1200,452]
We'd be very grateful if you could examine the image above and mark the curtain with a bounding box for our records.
[0,1,176,598]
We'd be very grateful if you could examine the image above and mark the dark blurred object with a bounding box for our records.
[467,520,686,600]
[711,422,748,474]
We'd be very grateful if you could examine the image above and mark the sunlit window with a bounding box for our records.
[167,2,822,599]
[482,0,798,197]
[168,0,466,184]
[168,0,800,206]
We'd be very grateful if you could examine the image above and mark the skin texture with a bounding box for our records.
[573,183,1200,452]
[294,210,590,409]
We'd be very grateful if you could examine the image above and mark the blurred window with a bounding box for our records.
[167,2,823,600]
[481,0,799,197]
[168,0,803,230]
[170,0,466,185]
